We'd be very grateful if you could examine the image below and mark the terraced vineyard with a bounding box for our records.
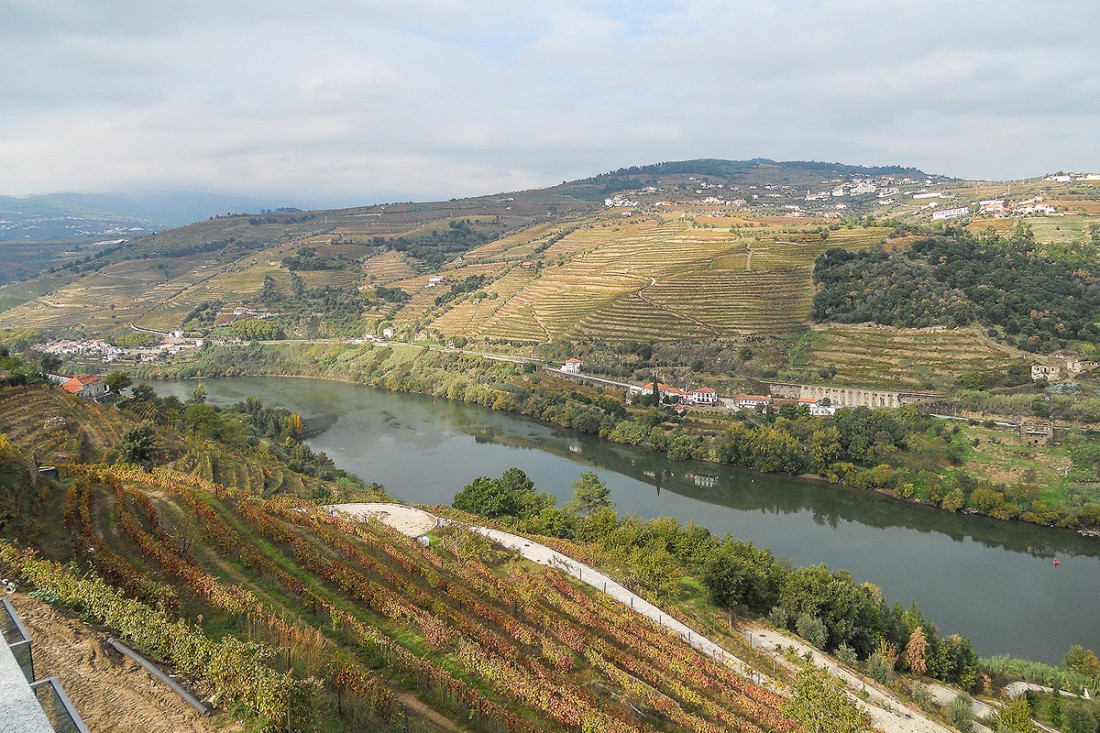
[791,324,1029,388]
[0,384,793,733]
[362,251,417,284]
[0,386,132,463]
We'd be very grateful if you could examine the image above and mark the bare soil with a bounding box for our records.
[8,591,222,733]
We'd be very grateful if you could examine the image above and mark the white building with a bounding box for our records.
[1031,364,1061,381]
[561,358,582,374]
[690,387,717,405]
[932,207,969,221]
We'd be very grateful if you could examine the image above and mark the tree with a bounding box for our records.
[783,664,872,733]
[40,353,62,373]
[993,696,1034,733]
[1064,645,1100,677]
[566,471,613,516]
[902,626,928,677]
[1064,702,1097,733]
[118,423,156,466]
[104,370,133,393]
[452,476,518,519]
[948,695,974,733]
[191,383,207,404]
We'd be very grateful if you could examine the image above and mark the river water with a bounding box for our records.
[154,376,1100,664]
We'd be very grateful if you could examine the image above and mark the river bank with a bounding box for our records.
[137,340,1100,534]
[149,374,1100,663]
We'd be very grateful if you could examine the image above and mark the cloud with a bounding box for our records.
[1,0,1098,200]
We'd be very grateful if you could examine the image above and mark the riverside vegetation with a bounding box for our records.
[143,339,1100,531]
[3,371,1100,732]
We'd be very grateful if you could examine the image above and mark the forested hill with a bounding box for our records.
[810,226,1100,353]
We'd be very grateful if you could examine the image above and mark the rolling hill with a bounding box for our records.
[1,159,1096,390]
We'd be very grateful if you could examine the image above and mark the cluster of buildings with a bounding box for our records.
[729,393,837,416]
[633,381,718,406]
[1044,173,1100,182]
[35,338,124,363]
[603,194,639,208]
[1031,360,1098,382]
[978,196,1058,217]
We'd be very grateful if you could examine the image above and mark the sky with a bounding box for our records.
[2,0,1098,206]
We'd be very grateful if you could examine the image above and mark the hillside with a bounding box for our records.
[0,385,794,732]
[1,159,1098,391]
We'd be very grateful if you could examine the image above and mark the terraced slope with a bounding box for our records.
[792,325,1029,388]
[0,386,798,731]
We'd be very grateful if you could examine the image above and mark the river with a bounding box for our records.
[154,376,1100,664]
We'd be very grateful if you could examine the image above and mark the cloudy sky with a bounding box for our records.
[2,0,1098,206]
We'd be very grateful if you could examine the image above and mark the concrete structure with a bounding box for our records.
[932,206,969,221]
[766,381,940,409]
[1066,360,1097,376]
[61,375,107,400]
[561,358,582,374]
[2,598,88,733]
[1020,422,1055,447]
[1031,364,1061,382]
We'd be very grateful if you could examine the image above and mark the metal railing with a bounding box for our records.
[31,677,91,733]
[1,596,34,683]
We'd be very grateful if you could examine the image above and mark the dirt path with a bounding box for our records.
[8,592,218,733]
[744,624,954,733]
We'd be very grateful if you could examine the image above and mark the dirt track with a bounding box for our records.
[8,591,218,733]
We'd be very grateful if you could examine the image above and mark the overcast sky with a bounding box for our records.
[2,0,1098,206]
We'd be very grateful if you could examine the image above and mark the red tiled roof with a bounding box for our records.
[62,375,103,394]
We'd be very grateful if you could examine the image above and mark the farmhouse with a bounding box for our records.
[1020,422,1055,447]
[733,394,772,412]
[1031,364,1061,381]
[800,398,838,416]
[561,358,582,374]
[636,382,690,404]
[932,207,969,221]
[690,387,717,405]
[61,374,108,399]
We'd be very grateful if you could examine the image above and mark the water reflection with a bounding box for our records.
[152,377,1100,662]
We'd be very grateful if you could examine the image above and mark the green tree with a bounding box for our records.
[948,695,974,733]
[782,664,872,733]
[1048,694,1063,729]
[191,382,207,404]
[453,476,518,519]
[993,696,1034,733]
[796,614,827,649]
[566,471,612,516]
[40,353,62,373]
[1064,645,1100,677]
[104,370,133,394]
[1064,702,1097,733]
[118,423,156,466]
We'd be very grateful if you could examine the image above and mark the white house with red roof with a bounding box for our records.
[61,374,108,399]
[561,358,583,374]
[690,387,717,405]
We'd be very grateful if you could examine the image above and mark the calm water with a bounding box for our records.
[155,376,1100,663]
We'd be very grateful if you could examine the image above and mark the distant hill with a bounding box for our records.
[1,157,1092,380]
[0,190,312,241]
